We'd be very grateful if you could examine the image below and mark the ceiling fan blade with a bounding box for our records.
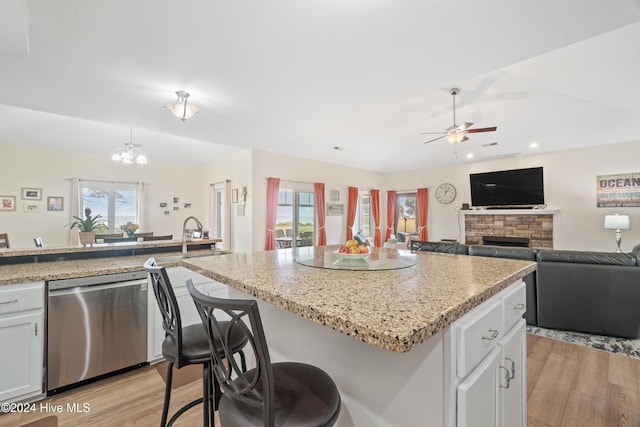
[458,122,474,131]
[466,126,497,134]
[424,135,445,144]
[420,131,446,135]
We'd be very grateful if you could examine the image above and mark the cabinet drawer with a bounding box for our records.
[0,282,44,315]
[455,298,502,378]
[500,281,526,333]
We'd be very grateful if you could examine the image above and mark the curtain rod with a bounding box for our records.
[67,178,145,185]
[210,179,230,186]
[267,177,316,185]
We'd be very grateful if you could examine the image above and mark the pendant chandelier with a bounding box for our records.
[165,90,199,121]
[111,129,148,165]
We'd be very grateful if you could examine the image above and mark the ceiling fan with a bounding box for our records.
[422,88,497,144]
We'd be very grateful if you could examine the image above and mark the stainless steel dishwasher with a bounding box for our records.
[47,271,148,393]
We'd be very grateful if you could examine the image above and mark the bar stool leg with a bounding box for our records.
[161,362,175,427]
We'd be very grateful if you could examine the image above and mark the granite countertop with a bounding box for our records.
[0,253,183,285]
[0,239,220,258]
[182,246,536,353]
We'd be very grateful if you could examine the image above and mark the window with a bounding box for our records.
[354,192,372,237]
[396,192,417,238]
[276,188,315,247]
[80,181,138,233]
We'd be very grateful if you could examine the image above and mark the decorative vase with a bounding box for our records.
[79,231,95,247]
[126,231,135,238]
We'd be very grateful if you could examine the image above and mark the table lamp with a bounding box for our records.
[603,214,630,253]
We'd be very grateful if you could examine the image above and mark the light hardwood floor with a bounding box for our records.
[2,334,639,427]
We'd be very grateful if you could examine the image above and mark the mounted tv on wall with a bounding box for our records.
[470,166,544,208]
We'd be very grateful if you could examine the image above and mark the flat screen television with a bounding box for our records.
[470,167,544,208]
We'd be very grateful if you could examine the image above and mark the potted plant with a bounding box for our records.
[68,207,106,247]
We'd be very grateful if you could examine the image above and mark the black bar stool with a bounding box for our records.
[187,280,341,426]
[144,258,248,427]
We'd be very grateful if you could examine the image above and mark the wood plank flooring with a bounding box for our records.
[2,334,639,427]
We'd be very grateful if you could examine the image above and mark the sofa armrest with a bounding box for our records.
[410,240,469,254]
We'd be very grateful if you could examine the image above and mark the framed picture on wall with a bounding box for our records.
[237,204,245,216]
[0,196,16,211]
[327,203,344,216]
[22,187,42,200]
[47,196,64,211]
[330,189,340,202]
[24,203,40,213]
[232,188,239,203]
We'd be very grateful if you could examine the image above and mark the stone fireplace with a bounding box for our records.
[462,209,558,249]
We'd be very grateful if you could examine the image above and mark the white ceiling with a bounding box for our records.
[1,0,640,172]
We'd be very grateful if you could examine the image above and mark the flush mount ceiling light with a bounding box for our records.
[111,129,148,165]
[165,90,199,121]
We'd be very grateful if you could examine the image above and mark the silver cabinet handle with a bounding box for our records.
[482,329,499,341]
[0,299,18,305]
[505,357,516,379]
[513,303,526,311]
[499,366,511,389]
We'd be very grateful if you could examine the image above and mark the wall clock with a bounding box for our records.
[435,183,456,204]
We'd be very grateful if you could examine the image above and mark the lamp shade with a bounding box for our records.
[603,214,630,230]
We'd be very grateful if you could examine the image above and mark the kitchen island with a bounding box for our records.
[182,245,536,426]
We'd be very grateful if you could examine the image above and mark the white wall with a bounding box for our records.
[0,144,207,248]
[383,139,640,252]
[201,149,253,254]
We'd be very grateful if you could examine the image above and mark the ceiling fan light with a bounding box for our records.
[111,152,122,161]
[446,132,466,143]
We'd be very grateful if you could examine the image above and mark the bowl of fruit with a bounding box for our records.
[335,240,369,260]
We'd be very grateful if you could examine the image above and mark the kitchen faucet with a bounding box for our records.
[182,216,204,255]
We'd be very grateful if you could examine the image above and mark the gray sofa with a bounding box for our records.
[535,250,640,339]
[409,240,640,338]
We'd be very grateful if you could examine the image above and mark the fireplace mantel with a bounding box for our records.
[462,209,558,249]
[462,209,559,216]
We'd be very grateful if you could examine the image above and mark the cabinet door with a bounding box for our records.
[0,311,43,402]
[499,320,526,427]
[457,347,501,427]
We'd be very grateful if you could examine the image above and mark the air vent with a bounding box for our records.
[481,142,499,147]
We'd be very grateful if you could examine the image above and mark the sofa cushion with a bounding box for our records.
[536,249,637,266]
[468,245,536,261]
[410,240,468,254]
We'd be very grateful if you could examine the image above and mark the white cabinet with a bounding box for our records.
[0,282,44,403]
[447,280,527,427]
[147,267,229,362]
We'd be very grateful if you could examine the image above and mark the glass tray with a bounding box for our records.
[293,245,416,271]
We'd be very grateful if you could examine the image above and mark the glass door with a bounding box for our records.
[277,189,315,248]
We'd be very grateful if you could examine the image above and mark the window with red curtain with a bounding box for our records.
[416,188,429,241]
[386,190,396,241]
[314,183,326,246]
[346,186,358,240]
[265,177,280,250]
[370,189,381,247]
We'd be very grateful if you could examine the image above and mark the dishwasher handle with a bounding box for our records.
[49,279,148,297]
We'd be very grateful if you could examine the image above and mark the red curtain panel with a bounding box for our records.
[417,188,429,241]
[265,177,280,250]
[346,186,358,240]
[314,182,327,246]
[371,189,381,247]
[386,190,396,241]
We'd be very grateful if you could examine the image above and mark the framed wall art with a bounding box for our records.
[22,187,42,200]
[1,196,16,211]
[24,203,40,213]
[47,196,64,211]
[232,188,239,203]
[327,203,344,216]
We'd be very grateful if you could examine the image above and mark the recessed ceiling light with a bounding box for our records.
[530,142,539,148]
[466,153,474,159]
[332,146,344,151]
